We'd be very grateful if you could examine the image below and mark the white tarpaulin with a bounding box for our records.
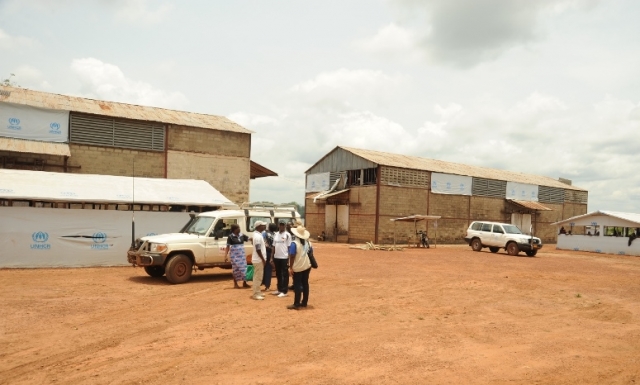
[430,173,472,195]
[0,169,237,208]
[306,172,331,192]
[0,207,191,267]
[506,181,539,202]
[0,102,69,142]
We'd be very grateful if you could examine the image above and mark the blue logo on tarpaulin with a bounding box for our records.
[8,117,21,130]
[446,182,451,190]
[49,122,61,134]
[32,231,49,243]
[31,231,51,249]
[91,232,109,250]
[459,183,465,191]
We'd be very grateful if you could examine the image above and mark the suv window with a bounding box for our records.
[492,225,504,234]
[247,216,271,232]
[503,225,523,234]
[471,222,482,231]
[210,218,239,238]
[481,223,492,232]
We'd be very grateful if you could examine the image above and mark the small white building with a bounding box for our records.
[552,211,640,256]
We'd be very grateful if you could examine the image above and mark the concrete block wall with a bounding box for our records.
[166,151,249,205]
[377,185,428,244]
[347,186,377,243]
[68,144,164,178]
[305,195,325,240]
[167,125,250,158]
[0,151,66,172]
[469,196,509,222]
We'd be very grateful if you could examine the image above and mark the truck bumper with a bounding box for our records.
[518,243,543,252]
[127,251,164,266]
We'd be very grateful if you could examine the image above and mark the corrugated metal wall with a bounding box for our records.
[70,112,165,151]
[472,178,507,198]
[306,148,377,174]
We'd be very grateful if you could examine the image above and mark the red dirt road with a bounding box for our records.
[1,243,640,384]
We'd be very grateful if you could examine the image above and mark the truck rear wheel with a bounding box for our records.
[165,254,193,284]
[471,238,483,252]
[506,242,520,256]
[144,266,165,277]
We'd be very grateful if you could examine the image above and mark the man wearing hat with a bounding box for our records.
[252,221,268,300]
[287,224,313,310]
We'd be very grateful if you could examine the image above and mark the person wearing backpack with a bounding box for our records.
[287,225,312,310]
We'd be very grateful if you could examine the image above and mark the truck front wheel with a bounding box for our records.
[506,242,520,256]
[144,266,165,277]
[165,254,193,284]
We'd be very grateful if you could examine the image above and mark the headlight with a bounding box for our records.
[150,243,168,253]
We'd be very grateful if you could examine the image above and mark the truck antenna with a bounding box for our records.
[131,159,136,249]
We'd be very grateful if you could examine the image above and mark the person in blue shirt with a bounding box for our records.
[287,225,312,310]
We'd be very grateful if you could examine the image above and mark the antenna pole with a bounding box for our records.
[131,159,136,249]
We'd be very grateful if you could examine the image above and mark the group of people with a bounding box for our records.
[224,220,313,310]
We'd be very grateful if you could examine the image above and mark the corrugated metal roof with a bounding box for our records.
[0,86,252,135]
[508,199,553,211]
[552,210,640,226]
[313,189,350,201]
[0,137,71,156]
[250,160,278,179]
[337,146,586,192]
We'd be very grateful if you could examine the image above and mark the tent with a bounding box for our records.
[0,169,237,267]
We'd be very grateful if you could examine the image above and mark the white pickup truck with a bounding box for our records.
[127,205,301,284]
[464,221,543,256]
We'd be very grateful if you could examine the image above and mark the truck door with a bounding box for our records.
[492,224,506,247]
[204,218,240,264]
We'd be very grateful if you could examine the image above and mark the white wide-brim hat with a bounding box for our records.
[291,225,310,240]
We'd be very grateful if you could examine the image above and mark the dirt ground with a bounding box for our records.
[1,243,640,385]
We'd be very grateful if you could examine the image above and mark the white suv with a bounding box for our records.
[464,221,543,256]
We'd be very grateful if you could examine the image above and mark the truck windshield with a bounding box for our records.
[503,225,523,234]
[184,217,215,236]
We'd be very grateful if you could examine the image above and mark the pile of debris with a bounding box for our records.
[350,242,404,251]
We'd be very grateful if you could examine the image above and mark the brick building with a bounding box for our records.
[305,146,588,245]
[0,86,276,205]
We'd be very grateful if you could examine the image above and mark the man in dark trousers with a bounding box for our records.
[271,222,292,298]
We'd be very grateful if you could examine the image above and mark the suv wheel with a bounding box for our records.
[165,254,193,284]
[489,247,499,253]
[506,242,519,256]
[471,238,483,252]
[144,266,165,277]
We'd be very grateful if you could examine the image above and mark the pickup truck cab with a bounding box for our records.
[463,221,543,256]
[127,205,301,284]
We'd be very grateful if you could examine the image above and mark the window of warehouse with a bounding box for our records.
[69,112,165,151]
[347,168,377,186]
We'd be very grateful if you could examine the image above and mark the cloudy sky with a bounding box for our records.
[2,0,639,212]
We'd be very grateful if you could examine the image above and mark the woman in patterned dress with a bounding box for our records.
[225,224,250,289]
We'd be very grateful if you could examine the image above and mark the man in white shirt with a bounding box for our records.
[272,222,292,297]
[252,221,268,300]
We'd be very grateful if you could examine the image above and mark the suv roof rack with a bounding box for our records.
[240,202,298,212]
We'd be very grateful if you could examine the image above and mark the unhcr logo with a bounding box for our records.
[91,232,109,250]
[31,231,51,250]
[49,122,61,134]
[7,117,21,130]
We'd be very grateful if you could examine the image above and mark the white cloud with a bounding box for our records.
[0,29,36,50]
[113,0,173,25]
[71,58,188,109]
[10,65,51,89]
[354,23,421,60]
[378,0,600,67]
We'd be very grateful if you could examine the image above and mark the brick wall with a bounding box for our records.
[0,151,66,172]
[377,185,428,244]
[305,195,326,240]
[166,151,249,205]
[168,125,250,158]
[348,186,377,243]
[68,144,164,178]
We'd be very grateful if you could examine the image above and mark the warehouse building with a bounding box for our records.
[305,146,588,244]
[0,86,276,206]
